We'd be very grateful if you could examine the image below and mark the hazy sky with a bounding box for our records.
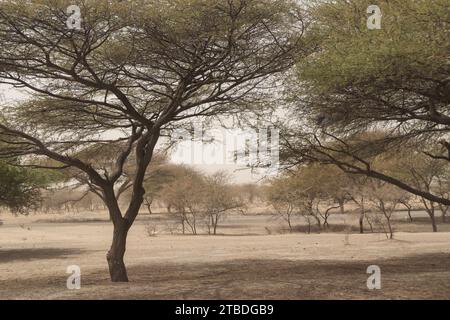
[0,84,275,183]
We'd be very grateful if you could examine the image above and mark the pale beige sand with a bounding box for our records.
[0,213,449,299]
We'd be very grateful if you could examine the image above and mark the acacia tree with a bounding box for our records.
[161,167,205,235]
[296,164,350,229]
[344,176,372,234]
[203,172,243,235]
[0,0,302,281]
[265,173,305,232]
[390,151,449,232]
[266,165,344,232]
[367,180,406,239]
[281,0,450,207]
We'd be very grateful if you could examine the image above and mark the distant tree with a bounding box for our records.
[298,164,351,228]
[202,172,244,235]
[161,167,205,235]
[398,196,414,223]
[345,176,371,234]
[367,180,406,239]
[382,150,448,232]
[233,183,260,205]
[0,160,50,213]
[265,174,304,232]
[266,164,345,232]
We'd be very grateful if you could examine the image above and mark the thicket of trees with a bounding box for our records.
[265,165,346,232]
[265,155,449,237]
[161,170,244,235]
[3,156,247,236]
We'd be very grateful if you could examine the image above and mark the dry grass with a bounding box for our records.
[0,211,450,300]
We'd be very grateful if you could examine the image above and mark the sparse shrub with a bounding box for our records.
[145,223,158,237]
[164,222,181,235]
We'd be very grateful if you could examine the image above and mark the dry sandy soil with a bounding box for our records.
[0,212,450,300]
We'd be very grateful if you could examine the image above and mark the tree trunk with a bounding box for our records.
[193,216,197,235]
[338,198,345,214]
[359,198,365,234]
[359,212,365,234]
[99,129,160,283]
[287,214,293,232]
[438,204,448,223]
[430,212,438,232]
[313,214,321,230]
[106,220,130,282]
[365,214,374,233]
[407,208,413,222]
[213,214,218,235]
[385,216,393,239]
[144,198,153,215]
[207,215,212,235]
[401,201,413,222]
[424,201,438,232]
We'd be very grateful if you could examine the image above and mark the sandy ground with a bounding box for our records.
[0,212,450,299]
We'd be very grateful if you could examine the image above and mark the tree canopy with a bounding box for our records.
[281,0,450,205]
[0,160,51,212]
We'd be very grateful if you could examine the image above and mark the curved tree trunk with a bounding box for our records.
[365,214,374,233]
[338,198,345,214]
[313,214,321,230]
[438,204,448,223]
[323,205,339,230]
[400,201,413,222]
[102,154,149,282]
[387,219,393,239]
[287,214,293,232]
[104,128,158,282]
[407,208,413,222]
[359,198,365,234]
[359,212,365,234]
[423,200,438,232]
[430,212,438,232]
[107,220,130,282]
[144,198,153,215]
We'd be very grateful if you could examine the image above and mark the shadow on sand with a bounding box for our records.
[0,248,86,263]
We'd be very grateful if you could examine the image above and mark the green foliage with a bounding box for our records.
[301,0,448,90]
[266,164,350,210]
[294,0,449,131]
[0,160,50,213]
[279,0,450,207]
